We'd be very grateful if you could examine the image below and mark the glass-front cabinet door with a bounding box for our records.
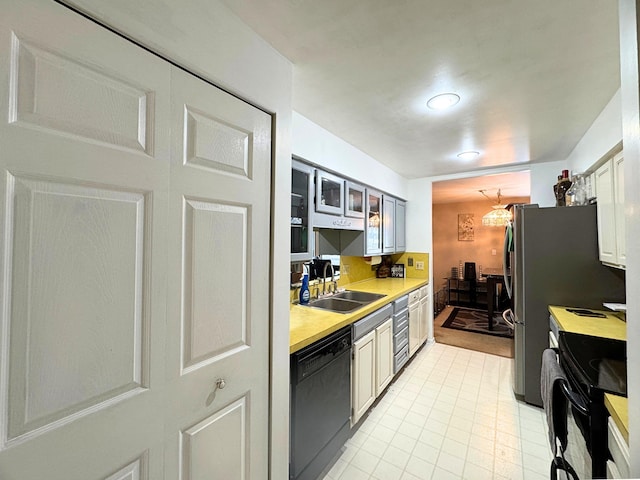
[365,188,383,255]
[291,159,314,262]
[345,181,365,218]
[316,170,345,215]
[382,195,396,254]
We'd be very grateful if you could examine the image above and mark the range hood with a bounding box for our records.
[313,211,364,230]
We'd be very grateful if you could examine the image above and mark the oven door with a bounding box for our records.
[557,353,593,479]
[563,403,592,479]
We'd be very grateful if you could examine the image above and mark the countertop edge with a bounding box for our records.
[548,305,626,341]
[290,278,429,353]
[605,393,629,444]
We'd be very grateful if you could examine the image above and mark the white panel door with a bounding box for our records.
[163,67,271,479]
[0,1,273,479]
[0,0,170,478]
[375,318,393,396]
[351,330,376,425]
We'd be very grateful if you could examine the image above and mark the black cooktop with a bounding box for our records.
[558,331,627,396]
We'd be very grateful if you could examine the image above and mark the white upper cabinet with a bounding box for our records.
[595,152,625,269]
[613,153,625,266]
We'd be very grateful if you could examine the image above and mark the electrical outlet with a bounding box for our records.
[416,261,424,270]
[342,264,350,275]
[408,257,414,266]
[492,249,497,256]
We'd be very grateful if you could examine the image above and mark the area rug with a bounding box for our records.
[442,307,514,339]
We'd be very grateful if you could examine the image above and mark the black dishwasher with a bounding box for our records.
[290,326,352,480]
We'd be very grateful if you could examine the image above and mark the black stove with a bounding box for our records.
[557,331,627,479]
[559,331,627,396]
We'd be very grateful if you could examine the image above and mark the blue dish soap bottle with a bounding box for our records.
[299,264,310,305]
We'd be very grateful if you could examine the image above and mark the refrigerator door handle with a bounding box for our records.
[503,223,513,299]
[502,308,515,329]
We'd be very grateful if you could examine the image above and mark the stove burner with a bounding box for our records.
[559,331,626,396]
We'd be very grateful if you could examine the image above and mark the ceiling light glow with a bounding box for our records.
[457,151,480,160]
[427,93,460,110]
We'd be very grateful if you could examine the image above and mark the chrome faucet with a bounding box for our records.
[322,262,334,296]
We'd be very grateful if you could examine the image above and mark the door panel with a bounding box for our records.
[7,177,147,441]
[104,456,147,480]
[182,200,248,370]
[181,398,247,480]
[11,36,153,154]
[0,0,171,475]
[184,106,252,177]
[164,67,271,479]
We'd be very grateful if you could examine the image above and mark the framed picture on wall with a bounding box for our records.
[458,213,474,241]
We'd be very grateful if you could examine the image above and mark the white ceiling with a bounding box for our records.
[221,0,620,188]
[431,171,531,204]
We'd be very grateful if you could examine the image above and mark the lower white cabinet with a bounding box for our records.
[408,290,420,356]
[351,316,394,425]
[375,318,394,396]
[419,286,430,345]
[409,286,431,356]
[352,330,376,425]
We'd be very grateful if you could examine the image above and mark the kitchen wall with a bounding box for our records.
[338,252,429,286]
[292,112,409,199]
[431,196,530,290]
[61,1,294,476]
[566,89,623,174]
[529,160,564,207]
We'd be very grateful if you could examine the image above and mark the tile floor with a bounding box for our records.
[323,342,553,480]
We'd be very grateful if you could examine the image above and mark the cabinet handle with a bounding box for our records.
[215,378,227,390]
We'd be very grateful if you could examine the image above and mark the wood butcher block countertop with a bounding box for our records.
[290,277,428,353]
[548,304,628,445]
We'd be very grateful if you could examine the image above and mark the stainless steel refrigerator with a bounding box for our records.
[503,204,625,407]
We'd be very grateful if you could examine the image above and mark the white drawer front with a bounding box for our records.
[408,290,420,303]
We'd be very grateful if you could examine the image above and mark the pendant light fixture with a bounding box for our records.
[479,189,512,227]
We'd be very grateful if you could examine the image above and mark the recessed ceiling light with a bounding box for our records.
[427,93,460,110]
[457,151,480,160]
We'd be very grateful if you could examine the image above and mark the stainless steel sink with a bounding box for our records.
[305,297,365,313]
[301,290,387,313]
[332,290,386,303]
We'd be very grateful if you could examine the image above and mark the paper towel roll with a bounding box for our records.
[364,255,382,266]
